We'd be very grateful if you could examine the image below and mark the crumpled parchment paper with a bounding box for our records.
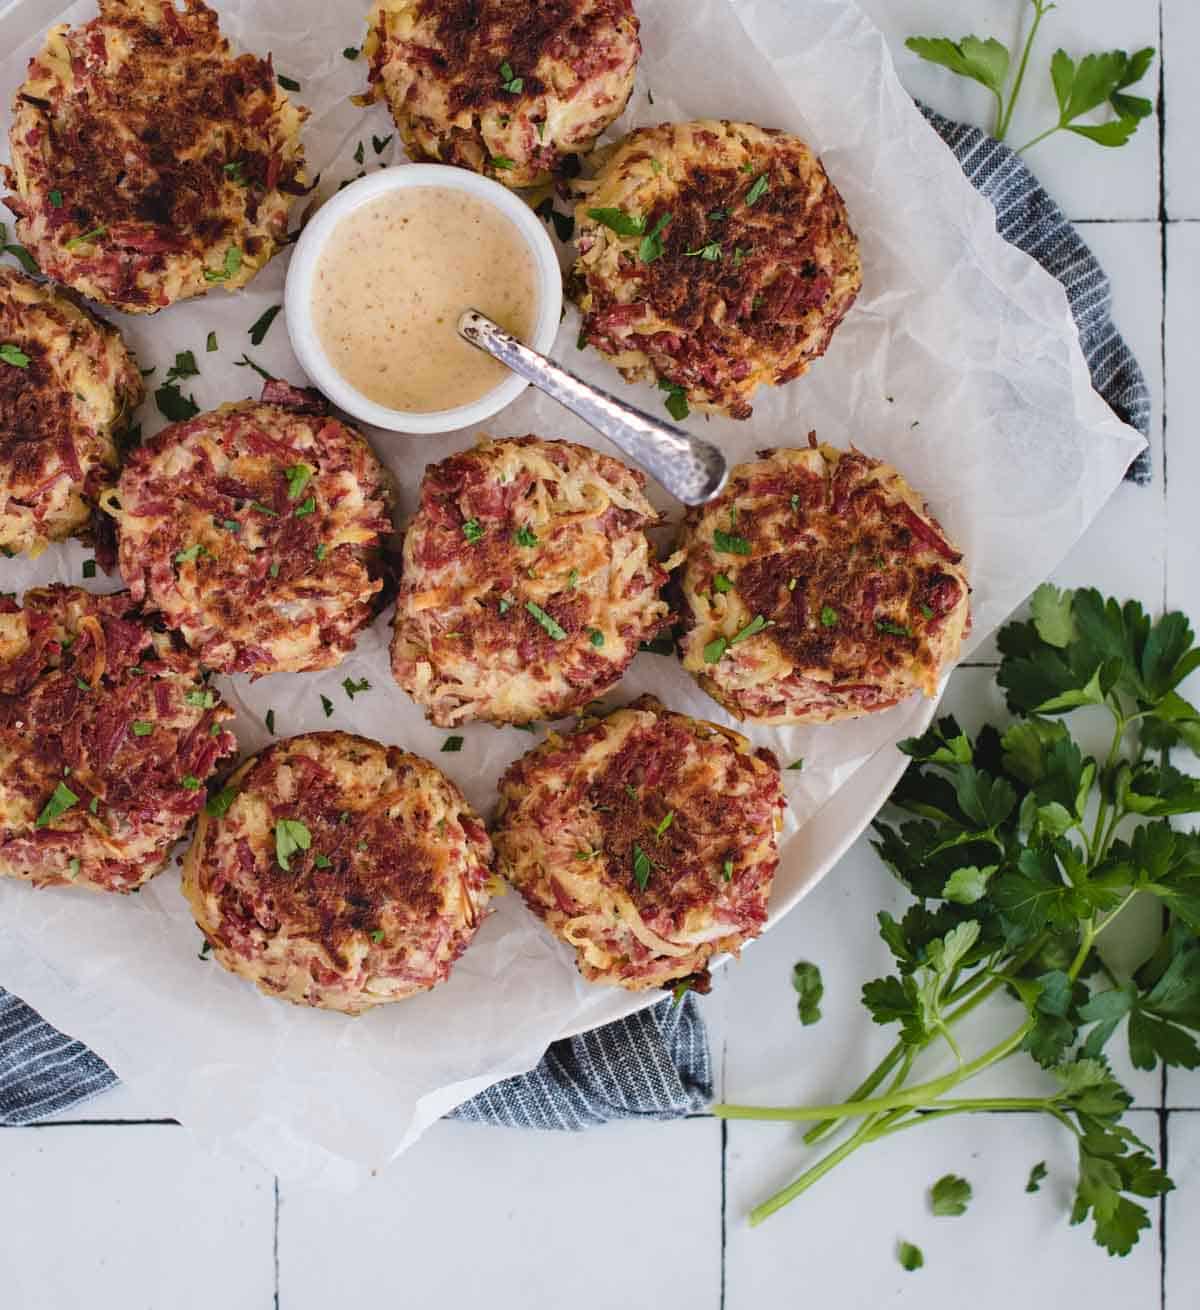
[0,0,1145,1183]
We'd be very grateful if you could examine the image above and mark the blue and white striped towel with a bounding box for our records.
[0,111,1153,1131]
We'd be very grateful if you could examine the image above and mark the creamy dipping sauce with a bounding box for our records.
[312,187,538,413]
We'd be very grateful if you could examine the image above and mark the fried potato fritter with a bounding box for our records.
[362,0,640,187]
[494,695,783,990]
[391,436,670,726]
[0,267,142,556]
[572,120,862,418]
[3,0,309,312]
[109,386,395,677]
[0,585,238,893]
[675,443,971,724]
[183,731,495,1013]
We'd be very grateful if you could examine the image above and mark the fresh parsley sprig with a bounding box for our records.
[716,585,1197,1258]
[907,0,1155,153]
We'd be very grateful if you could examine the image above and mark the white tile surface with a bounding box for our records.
[724,1111,1164,1310]
[278,1118,721,1310]
[1164,0,1198,217]
[0,1125,274,1310]
[1166,1113,1200,1305]
[856,0,1161,221]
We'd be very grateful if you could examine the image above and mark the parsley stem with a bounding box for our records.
[716,1019,1034,1124]
[996,0,1052,141]
[1014,124,1061,154]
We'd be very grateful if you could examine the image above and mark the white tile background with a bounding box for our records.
[2,1,1197,1307]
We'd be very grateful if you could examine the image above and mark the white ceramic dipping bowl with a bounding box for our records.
[285,164,563,434]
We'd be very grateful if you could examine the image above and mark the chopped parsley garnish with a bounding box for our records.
[185,690,216,708]
[370,929,386,943]
[462,518,485,544]
[683,241,722,261]
[820,606,839,627]
[790,493,800,511]
[707,207,728,221]
[265,708,276,734]
[659,379,689,421]
[1026,1162,1048,1194]
[285,463,314,500]
[732,245,751,268]
[180,775,201,790]
[165,350,199,383]
[89,797,99,814]
[320,694,333,718]
[203,246,243,283]
[294,497,316,518]
[491,156,516,171]
[132,721,154,736]
[76,677,91,692]
[0,343,30,368]
[274,817,311,871]
[713,528,751,555]
[586,207,647,237]
[68,857,81,877]
[277,73,301,91]
[876,619,913,637]
[343,677,370,700]
[372,134,393,155]
[567,568,579,589]
[175,544,208,565]
[313,853,332,869]
[269,562,280,578]
[82,559,96,579]
[36,781,79,828]
[632,843,653,890]
[223,160,248,186]
[930,1174,972,1217]
[654,811,675,838]
[787,759,804,771]
[235,353,274,381]
[205,786,238,819]
[730,614,771,645]
[920,604,935,620]
[704,637,729,664]
[589,628,605,648]
[722,858,735,881]
[513,525,538,547]
[498,598,511,615]
[442,735,464,752]
[248,305,282,346]
[64,225,107,250]
[638,212,672,263]
[343,46,360,60]
[155,383,200,422]
[745,173,770,205]
[206,331,218,353]
[219,518,239,533]
[526,600,566,640]
[315,543,327,561]
[49,189,63,208]
[499,61,524,93]
[0,223,39,274]
[353,141,365,166]
[713,573,733,593]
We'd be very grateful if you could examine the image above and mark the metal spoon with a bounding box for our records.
[458,310,728,507]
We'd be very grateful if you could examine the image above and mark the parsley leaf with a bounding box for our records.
[205,787,238,819]
[713,528,751,555]
[1026,1162,1048,1194]
[632,843,653,890]
[36,781,79,828]
[659,379,689,421]
[587,207,646,237]
[442,736,464,753]
[203,247,242,283]
[638,212,672,263]
[248,305,282,346]
[897,1242,923,1273]
[155,383,200,423]
[0,343,30,368]
[792,961,823,1026]
[462,518,485,544]
[342,677,371,700]
[930,1174,972,1217]
[526,600,566,640]
[275,818,311,871]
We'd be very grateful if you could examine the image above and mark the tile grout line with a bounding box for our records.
[1156,4,1168,1305]
[273,1176,281,1310]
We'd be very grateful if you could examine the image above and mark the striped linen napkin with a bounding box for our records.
[0,110,1152,1130]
